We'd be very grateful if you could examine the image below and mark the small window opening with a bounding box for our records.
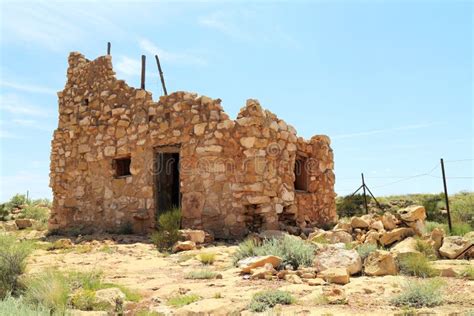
[294,157,308,191]
[82,98,89,106]
[114,157,131,177]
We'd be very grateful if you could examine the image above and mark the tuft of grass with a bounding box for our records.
[398,253,436,278]
[20,205,49,223]
[248,290,295,312]
[71,289,108,311]
[0,294,50,316]
[24,270,70,314]
[185,269,217,280]
[425,221,447,234]
[0,235,33,298]
[198,252,216,265]
[233,235,315,269]
[150,208,181,251]
[311,235,330,244]
[414,238,436,260]
[391,278,445,308]
[314,294,329,305]
[450,223,472,236]
[167,294,200,307]
[213,292,222,299]
[99,245,116,254]
[356,243,378,260]
[459,266,474,280]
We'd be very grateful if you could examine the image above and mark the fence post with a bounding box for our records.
[107,42,111,55]
[155,55,168,96]
[440,158,452,233]
[141,55,146,90]
[361,173,368,214]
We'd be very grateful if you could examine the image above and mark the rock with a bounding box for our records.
[238,255,282,274]
[313,245,362,275]
[439,236,473,259]
[379,228,414,246]
[285,274,303,284]
[1,221,18,231]
[333,222,352,233]
[431,260,473,277]
[15,218,32,229]
[390,237,422,260]
[250,262,276,279]
[364,250,398,276]
[51,238,73,250]
[319,267,350,285]
[172,241,196,253]
[464,231,474,242]
[429,227,445,252]
[94,287,125,310]
[405,219,425,236]
[179,229,206,244]
[322,287,347,304]
[175,298,237,316]
[306,278,326,286]
[381,212,397,230]
[364,231,379,245]
[398,205,426,222]
[351,216,370,229]
[310,230,352,244]
[370,220,384,232]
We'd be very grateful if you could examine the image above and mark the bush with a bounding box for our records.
[233,235,315,269]
[356,243,377,260]
[0,235,33,298]
[248,290,294,312]
[167,294,200,307]
[336,194,369,218]
[70,289,104,311]
[198,253,216,265]
[391,278,445,308]
[24,270,70,314]
[185,269,217,280]
[9,194,28,208]
[398,253,436,278]
[0,295,50,316]
[450,222,472,236]
[150,208,181,251]
[451,191,474,228]
[425,221,447,234]
[414,239,436,260]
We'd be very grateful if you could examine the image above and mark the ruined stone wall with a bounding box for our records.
[49,52,336,238]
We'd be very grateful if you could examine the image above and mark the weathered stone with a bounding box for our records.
[313,244,362,275]
[439,236,473,259]
[172,241,196,253]
[15,218,32,229]
[379,228,414,246]
[310,230,352,244]
[285,273,303,284]
[370,220,384,232]
[398,205,426,222]
[306,277,326,286]
[179,229,206,244]
[364,250,398,276]
[390,237,422,260]
[351,216,370,229]
[381,212,397,230]
[240,137,256,148]
[238,255,282,274]
[94,288,125,310]
[319,267,350,285]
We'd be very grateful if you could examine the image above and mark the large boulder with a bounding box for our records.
[333,222,352,233]
[429,228,445,253]
[390,237,422,260]
[364,250,398,276]
[313,244,362,275]
[379,228,414,246]
[319,267,350,285]
[351,216,370,229]
[439,236,473,259]
[370,220,384,232]
[405,220,425,236]
[397,205,426,222]
[94,288,125,311]
[238,255,282,274]
[179,229,206,244]
[381,212,397,230]
[310,230,352,244]
[364,231,380,245]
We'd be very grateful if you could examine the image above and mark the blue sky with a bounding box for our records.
[0,0,472,201]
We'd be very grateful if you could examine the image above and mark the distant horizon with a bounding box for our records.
[1,1,472,201]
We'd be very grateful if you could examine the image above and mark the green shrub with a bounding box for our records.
[420,193,445,223]
[167,294,200,307]
[356,243,377,260]
[425,221,448,234]
[451,191,474,228]
[24,270,70,314]
[185,269,217,279]
[151,208,182,251]
[248,290,295,312]
[233,235,315,269]
[336,194,369,218]
[70,289,102,311]
[459,266,474,280]
[450,222,472,236]
[0,203,10,221]
[0,294,50,316]
[0,235,33,298]
[198,253,216,265]
[414,239,436,260]
[391,278,445,308]
[9,194,28,208]
[398,253,436,278]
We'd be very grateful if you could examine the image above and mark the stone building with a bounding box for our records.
[49,52,336,238]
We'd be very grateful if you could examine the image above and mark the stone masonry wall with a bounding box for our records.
[49,52,336,238]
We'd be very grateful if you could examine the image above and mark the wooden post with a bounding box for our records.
[141,55,146,90]
[361,173,368,214]
[440,158,452,233]
[107,42,111,55]
[155,55,168,96]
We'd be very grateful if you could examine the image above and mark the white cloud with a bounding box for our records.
[0,80,56,95]
[332,123,437,140]
[139,39,207,66]
[115,56,142,77]
[0,94,52,117]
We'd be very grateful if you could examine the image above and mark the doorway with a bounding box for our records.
[155,146,180,217]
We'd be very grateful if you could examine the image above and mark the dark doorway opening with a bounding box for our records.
[294,156,308,192]
[155,147,181,217]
